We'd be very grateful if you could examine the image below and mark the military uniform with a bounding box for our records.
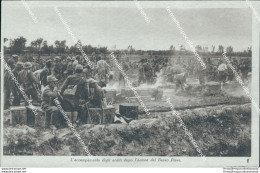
[41,76,65,127]
[96,59,110,85]
[18,62,40,105]
[4,69,11,109]
[143,62,153,84]
[53,57,62,79]
[138,63,145,85]
[119,61,129,87]
[41,85,59,113]
[61,70,89,111]
[66,60,73,76]
[240,61,249,82]
[40,67,49,87]
[10,62,23,106]
[199,68,206,85]
[218,63,228,83]
[174,72,187,92]
[88,79,105,108]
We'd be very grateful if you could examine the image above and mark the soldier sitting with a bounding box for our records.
[41,75,65,128]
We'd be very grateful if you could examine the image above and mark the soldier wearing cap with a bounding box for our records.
[61,64,89,123]
[41,75,65,128]
[18,62,40,105]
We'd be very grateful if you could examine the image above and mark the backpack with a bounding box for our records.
[63,77,85,98]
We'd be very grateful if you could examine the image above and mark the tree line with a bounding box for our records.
[4,36,251,57]
[3,37,108,56]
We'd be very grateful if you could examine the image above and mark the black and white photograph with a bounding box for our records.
[1,0,259,168]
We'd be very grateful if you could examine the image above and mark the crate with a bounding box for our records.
[26,106,45,127]
[88,107,116,124]
[4,110,11,125]
[102,106,116,124]
[88,108,103,125]
[119,104,138,120]
[34,109,46,128]
[10,106,27,125]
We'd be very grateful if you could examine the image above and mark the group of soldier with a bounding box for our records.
[4,53,251,127]
[136,55,251,91]
[4,53,110,127]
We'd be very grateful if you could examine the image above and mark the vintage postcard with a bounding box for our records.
[0,0,259,167]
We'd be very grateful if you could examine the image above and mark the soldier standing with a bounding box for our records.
[138,59,146,85]
[18,62,40,105]
[11,62,24,106]
[88,78,106,108]
[4,59,15,109]
[66,57,74,76]
[61,65,89,124]
[53,56,62,79]
[96,56,110,87]
[240,59,249,82]
[217,60,228,89]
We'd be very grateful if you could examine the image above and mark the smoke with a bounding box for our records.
[104,82,120,90]
[223,77,251,98]
[138,70,166,89]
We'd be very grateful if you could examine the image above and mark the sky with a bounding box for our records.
[2,2,252,51]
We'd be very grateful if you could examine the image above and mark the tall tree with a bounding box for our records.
[10,36,27,54]
[35,38,43,56]
[212,45,215,53]
[4,38,8,43]
[226,46,233,55]
[42,40,50,55]
[218,45,224,53]
[54,40,66,54]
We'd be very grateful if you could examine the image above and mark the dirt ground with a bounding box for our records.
[3,103,250,156]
